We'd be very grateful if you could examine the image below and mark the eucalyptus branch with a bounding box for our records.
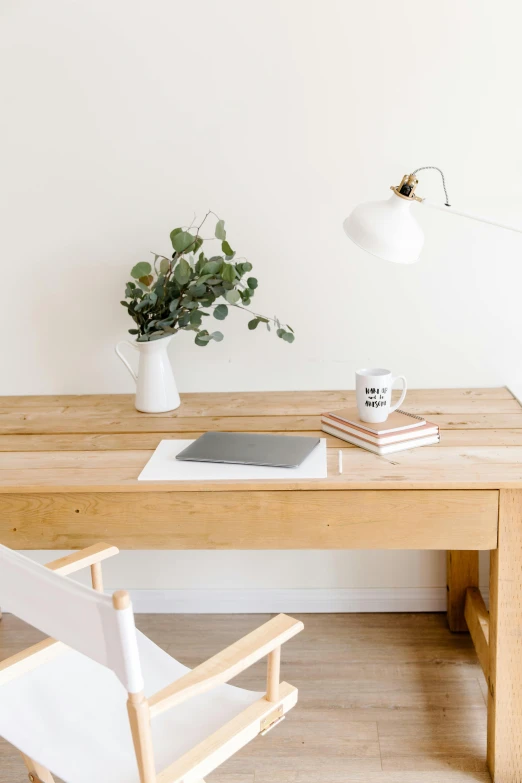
[228,303,281,325]
[122,213,294,346]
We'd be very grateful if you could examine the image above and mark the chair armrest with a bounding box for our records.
[45,543,119,575]
[149,613,303,718]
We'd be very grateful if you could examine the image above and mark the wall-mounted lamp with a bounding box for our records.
[343,166,522,264]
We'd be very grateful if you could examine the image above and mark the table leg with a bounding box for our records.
[446,550,479,632]
[487,489,522,781]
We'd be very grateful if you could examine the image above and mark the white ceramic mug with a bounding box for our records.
[355,368,407,423]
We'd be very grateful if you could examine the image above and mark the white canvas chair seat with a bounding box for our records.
[0,543,303,783]
[0,630,261,783]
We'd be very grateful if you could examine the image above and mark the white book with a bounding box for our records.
[322,423,440,455]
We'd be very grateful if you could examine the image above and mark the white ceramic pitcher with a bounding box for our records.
[115,335,181,413]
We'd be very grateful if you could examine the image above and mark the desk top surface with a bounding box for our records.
[1,388,522,492]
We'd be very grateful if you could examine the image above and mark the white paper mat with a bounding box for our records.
[138,438,327,481]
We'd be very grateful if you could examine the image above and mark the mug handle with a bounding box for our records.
[115,340,138,382]
[389,375,407,413]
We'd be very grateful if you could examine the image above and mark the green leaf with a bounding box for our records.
[277,328,285,338]
[155,317,175,330]
[170,227,182,246]
[174,258,192,285]
[195,252,206,274]
[196,274,214,285]
[213,304,228,320]
[192,236,203,255]
[200,294,216,307]
[248,318,260,330]
[189,310,203,326]
[195,329,211,346]
[169,298,180,312]
[131,262,152,279]
[189,283,207,297]
[221,263,236,283]
[159,258,170,274]
[215,219,226,240]
[282,331,295,343]
[128,328,139,335]
[286,325,294,333]
[211,331,224,342]
[242,261,253,272]
[225,289,240,304]
[172,231,196,254]
[221,240,235,258]
[247,277,258,289]
[201,259,223,275]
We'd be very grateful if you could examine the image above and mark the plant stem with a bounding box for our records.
[210,302,281,326]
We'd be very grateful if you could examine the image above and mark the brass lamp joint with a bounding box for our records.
[391,173,423,202]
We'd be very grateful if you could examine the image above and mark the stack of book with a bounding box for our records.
[321,407,440,455]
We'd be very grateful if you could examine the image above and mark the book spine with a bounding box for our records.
[325,412,424,435]
[322,423,440,455]
[321,417,439,445]
[321,424,381,454]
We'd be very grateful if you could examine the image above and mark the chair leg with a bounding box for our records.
[20,753,55,783]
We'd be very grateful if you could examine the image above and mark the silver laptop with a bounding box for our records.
[175,432,320,468]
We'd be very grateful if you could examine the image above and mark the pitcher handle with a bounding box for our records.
[115,340,138,382]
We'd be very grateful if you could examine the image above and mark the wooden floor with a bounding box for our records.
[0,613,490,783]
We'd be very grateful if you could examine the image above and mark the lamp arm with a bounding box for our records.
[420,199,522,235]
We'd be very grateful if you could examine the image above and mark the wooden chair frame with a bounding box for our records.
[0,543,303,783]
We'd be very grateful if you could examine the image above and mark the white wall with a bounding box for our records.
[2,0,520,609]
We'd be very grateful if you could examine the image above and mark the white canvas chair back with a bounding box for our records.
[0,544,143,692]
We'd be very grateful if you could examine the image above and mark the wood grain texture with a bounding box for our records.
[0,387,512,410]
[44,542,119,574]
[4,427,522,452]
[0,612,489,783]
[0,389,522,492]
[0,638,66,686]
[20,753,55,783]
[487,490,522,782]
[157,683,299,783]
[0,490,498,550]
[2,411,522,436]
[447,551,479,632]
[464,588,489,680]
[149,614,302,718]
[1,388,520,780]
[127,691,156,783]
[3,446,522,491]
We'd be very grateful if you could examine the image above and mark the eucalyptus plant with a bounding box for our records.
[121,212,294,346]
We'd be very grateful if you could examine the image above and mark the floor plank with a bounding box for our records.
[0,612,490,782]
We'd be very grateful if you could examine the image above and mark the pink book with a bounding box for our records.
[322,416,439,446]
[323,406,426,436]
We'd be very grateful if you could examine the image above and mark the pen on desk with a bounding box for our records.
[338,449,343,474]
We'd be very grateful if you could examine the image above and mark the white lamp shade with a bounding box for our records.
[343,192,424,264]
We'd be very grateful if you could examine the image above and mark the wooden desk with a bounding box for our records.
[0,388,521,781]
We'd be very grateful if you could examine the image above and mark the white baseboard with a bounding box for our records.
[120,586,487,614]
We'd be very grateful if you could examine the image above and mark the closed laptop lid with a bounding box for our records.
[175,432,320,468]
